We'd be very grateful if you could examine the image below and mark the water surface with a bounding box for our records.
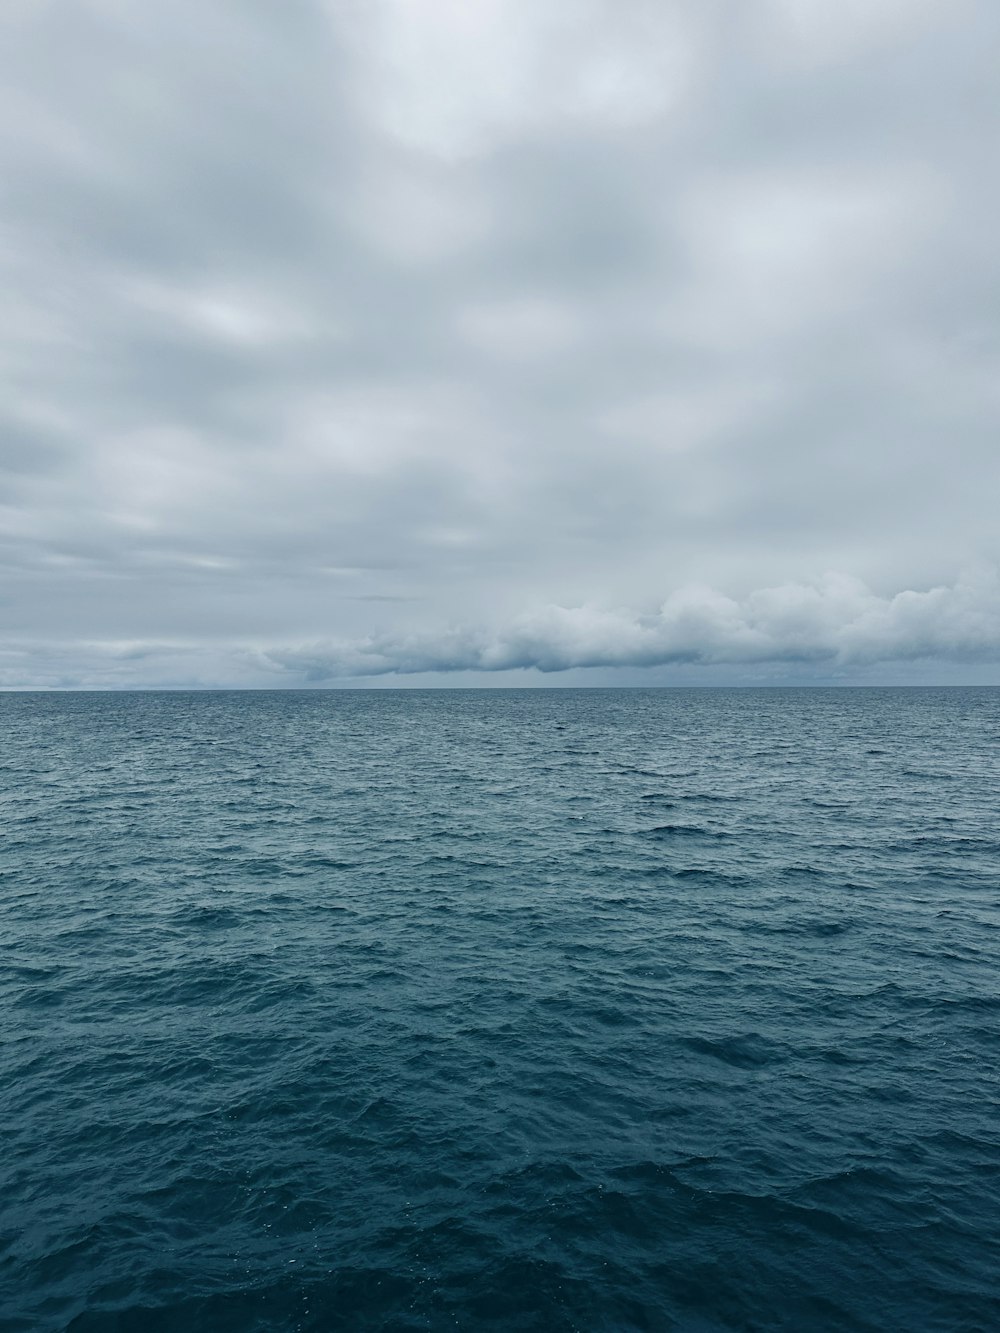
[2,688,999,1330]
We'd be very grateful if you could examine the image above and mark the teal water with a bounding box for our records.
[2,687,999,1331]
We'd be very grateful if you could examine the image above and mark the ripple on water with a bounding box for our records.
[2,687,1000,1331]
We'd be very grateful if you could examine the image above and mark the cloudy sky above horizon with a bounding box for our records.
[2,0,999,688]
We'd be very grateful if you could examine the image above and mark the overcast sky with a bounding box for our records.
[2,0,999,688]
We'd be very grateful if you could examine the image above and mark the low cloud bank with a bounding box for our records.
[2,572,997,689]
[265,571,1000,681]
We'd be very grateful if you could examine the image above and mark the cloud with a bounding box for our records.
[757,0,956,67]
[258,570,1000,680]
[0,1,999,686]
[2,569,997,689]
[340,0,702,158]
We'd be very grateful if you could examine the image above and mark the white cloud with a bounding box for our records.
[2,570,997,689]
[340,0,702,157]
[253,570,1000,681]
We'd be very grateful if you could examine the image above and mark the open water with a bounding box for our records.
[2,687,999,1331]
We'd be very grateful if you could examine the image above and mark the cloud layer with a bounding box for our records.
[265,570,1000,679]
[2,570,997,690]
[2,1,999,686]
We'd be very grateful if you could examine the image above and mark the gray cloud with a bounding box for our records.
[263,568,1000,677]
[2,569,996,690]
[2,1,999,686]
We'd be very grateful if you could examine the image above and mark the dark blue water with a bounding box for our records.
[2,688,999,1331]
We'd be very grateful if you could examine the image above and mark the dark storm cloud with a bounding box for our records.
[1,0,999,686]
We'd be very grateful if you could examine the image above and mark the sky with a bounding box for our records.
[2,0,999,688]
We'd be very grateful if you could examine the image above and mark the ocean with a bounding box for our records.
[2,687,999,1331]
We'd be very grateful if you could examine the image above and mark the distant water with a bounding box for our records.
[3,688,1000,1331]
